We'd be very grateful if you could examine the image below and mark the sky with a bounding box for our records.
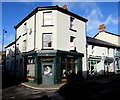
[0,1,119,51]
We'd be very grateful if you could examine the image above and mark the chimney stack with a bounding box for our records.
[98,24,106,32]
[62,5,68,10]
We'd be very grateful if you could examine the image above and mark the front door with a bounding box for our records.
[42,63,54,84]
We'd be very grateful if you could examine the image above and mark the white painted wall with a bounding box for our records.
[87,44,115,58]
[56,11,87,78]
[95,32,120,46]
[36,10,57,50]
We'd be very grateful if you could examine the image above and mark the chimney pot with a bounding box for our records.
[62,5,68,10]
[99,24,106,32]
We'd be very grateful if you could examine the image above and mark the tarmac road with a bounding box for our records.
[2,74,120,100]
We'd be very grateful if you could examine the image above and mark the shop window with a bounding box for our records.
[27,64,35,77]
[43,12,53,26]
[61,58,78,78]
[27,57,35,77]
[70,17,77,32]
[42,33,52,49]
[61,58,67,77]
[70,36,76,51]
[67,58,77,74]
[27,57,35,64]
[88,60,99,75]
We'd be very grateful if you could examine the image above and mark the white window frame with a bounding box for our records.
[42,33,53,49]
[43,11,53,26]
[70,16,77,32]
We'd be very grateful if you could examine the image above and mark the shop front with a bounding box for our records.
[24,50,84,84]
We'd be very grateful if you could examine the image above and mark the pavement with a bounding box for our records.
[21,82,65,90]
[2,74,120,100]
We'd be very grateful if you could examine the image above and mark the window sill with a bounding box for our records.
[69,28,77,32]
[70,50,77,52]
[42,25,54,27]
[41,48,54,50]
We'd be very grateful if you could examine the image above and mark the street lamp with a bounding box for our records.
[2,29,7,67]
[2,29,7,53]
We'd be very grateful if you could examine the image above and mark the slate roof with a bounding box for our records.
[87,36,120,49]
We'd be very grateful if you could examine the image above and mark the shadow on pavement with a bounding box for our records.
[58,74,120,100]
[2,70,26,89]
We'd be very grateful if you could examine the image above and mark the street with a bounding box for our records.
[2,74,120,100]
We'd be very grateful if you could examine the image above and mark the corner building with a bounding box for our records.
[6,5,88,84]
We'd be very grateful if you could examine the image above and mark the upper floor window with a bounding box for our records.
[43,33,52,49]
[23,40,27,52]
[23,22,28,32]
[43,12,53,26]
[16,43,19,54]
[70,17,77,32]
[70,36,76,51]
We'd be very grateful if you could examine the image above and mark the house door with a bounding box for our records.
[42,63,54,84]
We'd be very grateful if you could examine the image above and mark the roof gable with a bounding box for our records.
[94,31,120,38]
[87,36,120,49]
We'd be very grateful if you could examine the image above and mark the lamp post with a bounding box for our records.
[2,29,7,68]
[2,29,7,53]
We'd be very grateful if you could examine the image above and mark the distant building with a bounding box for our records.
[87,24,120,76]
[0,51,6,71]
[5,41,15,75]
[5,5,88,84]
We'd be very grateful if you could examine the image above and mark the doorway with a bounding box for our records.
[42,63,54,84]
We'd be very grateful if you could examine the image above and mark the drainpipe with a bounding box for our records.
[114,48,117,73]
[34,14,36,50]
[14,28,17,78]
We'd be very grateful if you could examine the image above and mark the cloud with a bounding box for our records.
[104,15,118,25]
[51,2,118,36]
[80,2,103,18]
[79,2,118,36]
[51,1,75,10]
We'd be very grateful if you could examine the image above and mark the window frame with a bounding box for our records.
[42,33,53,49]
[69,16,77,32]
[70,36,76,51]
[16,43,19,55]
[42,11,53,27]
[23,40,27,52]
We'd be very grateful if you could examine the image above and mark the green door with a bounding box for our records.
[42,63,54,84]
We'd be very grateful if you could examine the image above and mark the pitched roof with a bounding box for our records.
[87,36,120,49]
[14,5,88,29]
[5,35,21,48]
[94,31,120,38]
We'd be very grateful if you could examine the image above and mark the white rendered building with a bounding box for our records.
[5,5,88,84]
